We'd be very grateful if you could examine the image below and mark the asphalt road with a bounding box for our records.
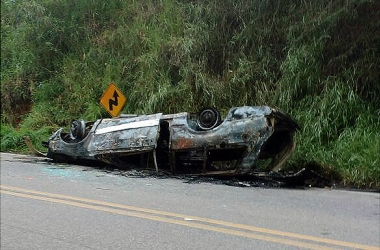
[1,153,379,250]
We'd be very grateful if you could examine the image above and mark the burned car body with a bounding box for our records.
[43,106,299,175]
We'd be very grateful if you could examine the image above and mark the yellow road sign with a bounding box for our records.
[100,82,127,117]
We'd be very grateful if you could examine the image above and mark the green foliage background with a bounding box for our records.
[1,0,379,187]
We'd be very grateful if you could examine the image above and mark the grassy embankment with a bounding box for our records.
[1,0,379,187]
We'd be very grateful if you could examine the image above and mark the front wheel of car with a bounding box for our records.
[70,119,86,141]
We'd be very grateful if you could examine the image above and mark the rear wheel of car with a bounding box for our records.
[197,107,221,130]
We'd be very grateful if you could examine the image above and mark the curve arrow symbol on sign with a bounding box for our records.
[109,90,119,111]
[100,82,126,117]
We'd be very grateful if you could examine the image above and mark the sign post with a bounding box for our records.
[100,82,127,117]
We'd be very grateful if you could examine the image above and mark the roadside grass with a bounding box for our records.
[0,124,52,153]
[290,111,380,188]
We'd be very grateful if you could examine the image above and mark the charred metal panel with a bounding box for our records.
[47,114,161,162]
[169,107,276,173]
[170,107,273,150]
[170,115,225,150]
[47,127,97,161]
[226,106,272,120]
[88,113,162,155]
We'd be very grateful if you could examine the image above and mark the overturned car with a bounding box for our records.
[42,106,299,175]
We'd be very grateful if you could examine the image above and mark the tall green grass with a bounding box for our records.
[0,123,52,153]
[1,0,379,187]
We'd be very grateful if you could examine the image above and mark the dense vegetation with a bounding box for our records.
[1,0,379,187]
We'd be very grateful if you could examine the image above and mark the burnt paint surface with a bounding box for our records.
[48,114,161,161]
[169,106,274,173]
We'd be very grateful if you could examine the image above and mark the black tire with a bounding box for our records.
[197,107,221,130]
[70,119,86,140]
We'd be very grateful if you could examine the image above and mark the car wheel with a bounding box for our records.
[197,107,221,130]
[70,119,86,140]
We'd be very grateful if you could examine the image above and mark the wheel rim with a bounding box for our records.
[70,120,86,140]
[197,108,220,130]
